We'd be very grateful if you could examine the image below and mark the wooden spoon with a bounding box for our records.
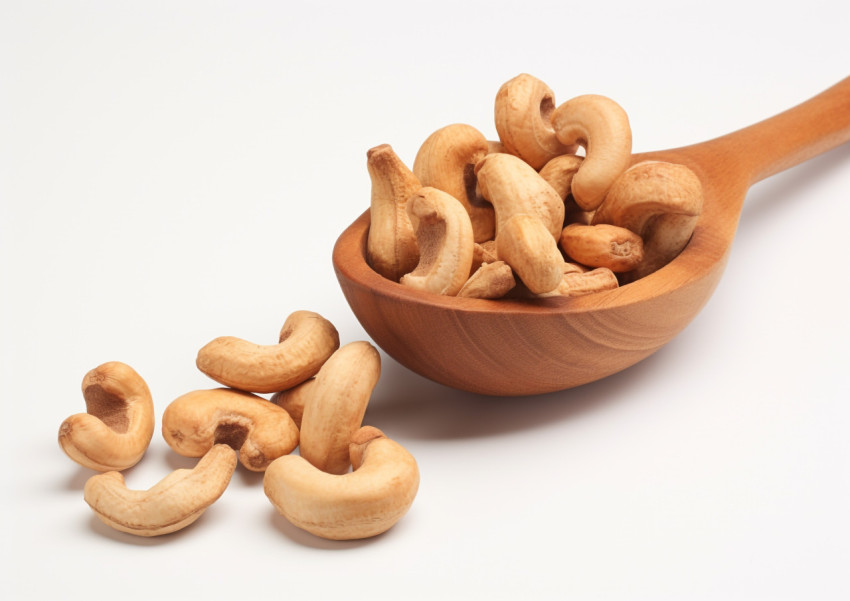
[333,78,850,396]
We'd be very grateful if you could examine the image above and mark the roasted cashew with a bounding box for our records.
[551,94,632,211]
[162,388,298,472]
[413,123,495,243]
[366,144,421,281]
[399,187,474,296]
[559,223,644,272]
[299,341,381,475]
[470,240,498,276]
[458,261,516,299]
[538,267,620,298]
[539,154,593,225]
[494,73,576,170]
[474,153,564,238]
[84,444,236,537]
[59,361,155,472]
[270,377,316,429]
[496,213,564,295]
[264,426,419,540]
[592,161,703,282]
[196,310,339,393]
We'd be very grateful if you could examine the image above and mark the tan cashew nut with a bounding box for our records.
[299,341,381,475]
[539,154,592,225]
[412,123,495,243]
[496,213,564,295]
[592,160,703,282]
[539,267,620,298]
[474,153,564,239]
[162,388,299,472]
[270,377,316,429]
[366,144,421,281]
[196,310,339,393]
[84,444,237,537]
[494,73,577,170]
[264,426,419,540]
[457,261,516,299]
[59,361,155,472]
[551,94,632,211]
[399,187,474,296]
[559,223,644,272]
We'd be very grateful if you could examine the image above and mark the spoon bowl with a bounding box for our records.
[333,78,850,396]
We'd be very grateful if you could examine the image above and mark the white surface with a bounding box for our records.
[2,2,849,600]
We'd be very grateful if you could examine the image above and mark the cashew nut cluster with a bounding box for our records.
[61,312,419,540]
[364,74,704,298]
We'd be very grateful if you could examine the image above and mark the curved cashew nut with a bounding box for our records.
[270,377,316,429]
[412,123,495,243]
[551,94,632,211]
[264,426,419,540]
[474,153,564,239]
[162,388,299,471]
[399,187,474,296]
[299,341,381,475]
[58,361,155,472]
[458,261,516,299]
[539,154,592,225]
[84,444,236,537]
[592,161,703,282]
[366,144,421,281]
[538,267,620,298]
[196,310,339,393]
[494,73,577,170]
[496,214,564,295]
[559,223,644,272]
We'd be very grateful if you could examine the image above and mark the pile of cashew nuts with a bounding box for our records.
[367,74,704,298]
[58,311,419,540]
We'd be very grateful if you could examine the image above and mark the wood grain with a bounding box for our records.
[333,77,850,396]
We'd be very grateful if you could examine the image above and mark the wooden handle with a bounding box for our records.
[682,76,850,185]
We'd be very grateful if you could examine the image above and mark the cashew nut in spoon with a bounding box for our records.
[496,213,564,295]
[264,426,419,541]
[559,223,645,273]
[413,123,495,243]
[494,73,577,170]
[551,94,632,211]
[84,444,236,537]
[58,361,155,472]
[162,388,299,471]
[196,310,339,393]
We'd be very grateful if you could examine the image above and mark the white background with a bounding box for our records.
[2,1,849,599]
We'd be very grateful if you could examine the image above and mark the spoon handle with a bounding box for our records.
[684,76,850,186]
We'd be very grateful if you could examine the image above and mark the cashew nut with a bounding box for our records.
[299,341,381,475]
[592,160,703,282]
[84,444,236,537]
[399,187,474,296]
[412,123,496,243]
[496,213,564,294]
[474,153,564,238]
[162,388,299,472]
[470,239,498,275]
[270,377,316,429]
[551,94,632,211]
[366,144,421,281]
[196,310,339,393]
[538,267,620,298]
[539,154,593,225]
[264,426,419,540]
[458,261,516,299]
[494,73,576,170]
[559,223,644,272]
[58,361,155,472]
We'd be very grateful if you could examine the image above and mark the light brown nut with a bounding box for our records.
[474,153,565,238]
[59,362,155,472]
[264,426,419,541]
[366,144,421,281]
[551,94,632,211]
[470,239,498,275]
[84,444,236,537]
[457,261,516,299]
[494,73,577,170]
[299,341,381,475]
[496,214,564,295]
[559,223,644,272]
[592,161,703,282]
[162,388,299,472]
[196,310,339,393]
[412,123,495,243]
[539,267,620,298]
[270,378,316,429]
[539,154,593,225]
[399,187,475,296]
